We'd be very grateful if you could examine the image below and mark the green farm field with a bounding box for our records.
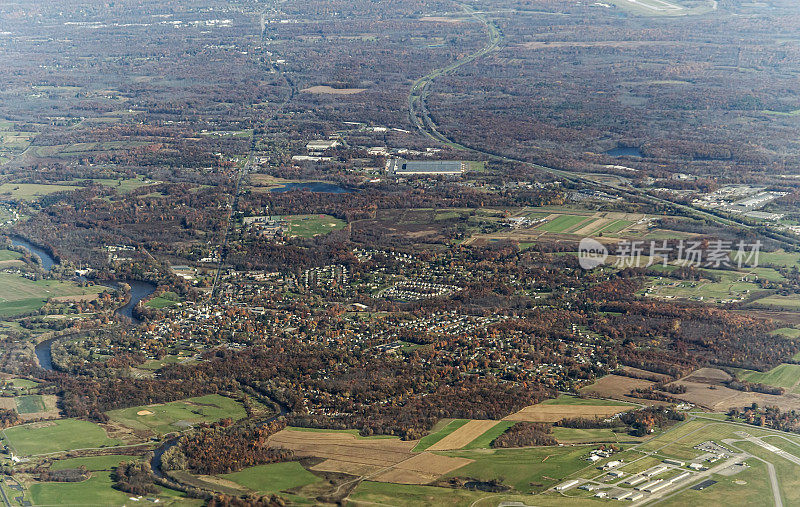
[740,363,800,391]
[536,214,590,233]
[1,419,121,456]
[14,395,46,414]
[105,394,247,434]
[0,272,105,317]
[221,461,322,495]
[0,183,78,201]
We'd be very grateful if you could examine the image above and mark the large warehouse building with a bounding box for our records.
[387,158,465,176]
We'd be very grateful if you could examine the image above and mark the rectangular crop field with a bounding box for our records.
[425,420,501,451]
[414,419,469,451]
[536,215,591,233]
[14,395,46,414]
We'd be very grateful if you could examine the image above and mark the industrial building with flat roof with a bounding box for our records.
[387,158,465,176]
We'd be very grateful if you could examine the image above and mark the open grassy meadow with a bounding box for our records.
[283,214,346,238]
[0,272,105,317]
[441,444,604,494]
[0,249,22,262]
[30,454,199,507]
[221,461,322,494]
[0,183,78,202]
[50,454,139,471]
[105,394,247,434]
[2,419,121,456]
[348,481,486,506]
[740,363,800,390]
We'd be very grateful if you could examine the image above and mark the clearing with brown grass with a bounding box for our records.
[580,374,656,403]
[503,403,629,423]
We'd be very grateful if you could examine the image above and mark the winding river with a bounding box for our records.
[11,236,56,271]
[17,238,156,370]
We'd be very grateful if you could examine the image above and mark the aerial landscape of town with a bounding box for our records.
[2,0,800,505]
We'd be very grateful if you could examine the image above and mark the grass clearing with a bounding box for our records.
[31,453,199,506]
[2,419,121,456]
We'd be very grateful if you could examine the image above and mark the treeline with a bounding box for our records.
[113,462,160,496]
[161,420,291,475]
[619,406,686,437]
[491,422,556,448]
[0,409,21,429]
[40,467,89,483]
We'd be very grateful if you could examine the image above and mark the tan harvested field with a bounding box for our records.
[666,367,800,411]
[580,374,655,402]
[269,429,472,484]
[504,403,629,423]
[426,420,500,451]
[301,85,365,95]
[371,453,474,484]
[682,367,732,384]
[621,366,674,382]
[0,398,15,410]
[574,217,610,236]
